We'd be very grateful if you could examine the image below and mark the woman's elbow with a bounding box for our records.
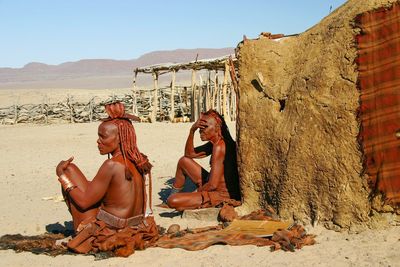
[183,152,196,158]
[72,198,93,211]
[79,203,91,210]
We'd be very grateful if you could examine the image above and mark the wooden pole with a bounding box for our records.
[169,69,176,122]
[151,71,159,122]
[159,85,163,121]
[216,82,221,114]
[198,74,203,116]
[197,84,201,118]
[228,56,238,122]
[205,71,211,111]
[184,86,188,114]
[222,60,231,122]
[148,87,152,118]
[212,71,218,110]
[228,83,234,120]
[177,89,185,117]
[231,84,236,121]
[190,69,197,122]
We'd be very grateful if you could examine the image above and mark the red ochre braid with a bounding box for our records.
[110,118,151,179]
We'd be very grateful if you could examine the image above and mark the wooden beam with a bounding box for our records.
[135,56,237,74]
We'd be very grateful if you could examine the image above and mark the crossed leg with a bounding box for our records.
[61,163,100,231]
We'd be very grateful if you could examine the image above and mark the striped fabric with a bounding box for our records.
[356,2,400,204]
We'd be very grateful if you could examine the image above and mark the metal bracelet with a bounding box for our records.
[58,174,75,191]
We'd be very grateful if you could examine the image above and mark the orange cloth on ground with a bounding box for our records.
[67,216,158,257]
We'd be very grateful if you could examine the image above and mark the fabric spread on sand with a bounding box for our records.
[0,210,315,256]
[155,210,315,252]
[356,2,400,204]
[222,220,293,237]
[67,215,158,257]
[155,223,314,252]
[156,229,275,250]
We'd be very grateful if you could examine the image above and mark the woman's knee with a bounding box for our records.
[177,156,192,168]
[167,194,181,209]
[63,163,88,188]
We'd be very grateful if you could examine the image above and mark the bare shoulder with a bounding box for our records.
[99,158,124,173]
[213,140,226,155]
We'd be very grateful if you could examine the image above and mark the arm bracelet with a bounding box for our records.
[66,185,77,193]
[58,174,75,192]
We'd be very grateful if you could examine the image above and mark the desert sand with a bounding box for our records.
[0,118,399,266]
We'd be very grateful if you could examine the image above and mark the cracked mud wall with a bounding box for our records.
[236,0,399,228]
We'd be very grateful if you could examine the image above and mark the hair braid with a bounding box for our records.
[110,118,151,179]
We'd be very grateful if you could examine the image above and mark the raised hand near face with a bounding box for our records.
[190,117,208,133]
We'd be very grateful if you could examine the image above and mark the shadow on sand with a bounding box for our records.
[45,221,74,236]
[157,176,197,218]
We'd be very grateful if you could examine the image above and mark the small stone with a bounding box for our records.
[219,204,238,222]
[382,205,394,213]
[167,224,180,234]
[181,208,220,221]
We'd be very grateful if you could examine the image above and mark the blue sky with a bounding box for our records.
[0,0,347,68]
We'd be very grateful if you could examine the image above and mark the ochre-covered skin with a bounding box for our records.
[167,110,241,211]
[56,115,145,231]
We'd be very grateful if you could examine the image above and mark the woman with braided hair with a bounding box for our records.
[55,102,157,256]
[167,109,241,211]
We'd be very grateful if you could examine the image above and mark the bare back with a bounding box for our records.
[102,155,144,219]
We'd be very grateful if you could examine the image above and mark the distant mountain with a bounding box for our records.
[0,48,234,89]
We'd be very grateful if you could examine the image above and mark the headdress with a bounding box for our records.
[202,109,235,144]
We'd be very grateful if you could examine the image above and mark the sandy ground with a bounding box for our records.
[0,121,399,267]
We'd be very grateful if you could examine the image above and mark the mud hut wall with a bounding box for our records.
[236,0,400,227]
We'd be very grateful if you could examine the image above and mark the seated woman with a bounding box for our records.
[167,109,241,211]
[55,102,157,256]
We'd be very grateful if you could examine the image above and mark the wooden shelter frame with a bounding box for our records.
[133,55,238,122]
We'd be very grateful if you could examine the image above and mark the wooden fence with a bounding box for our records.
[0,82,236,125]
[0,56,238,125]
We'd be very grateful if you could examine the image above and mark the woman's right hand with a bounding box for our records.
[190,117,207,133]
